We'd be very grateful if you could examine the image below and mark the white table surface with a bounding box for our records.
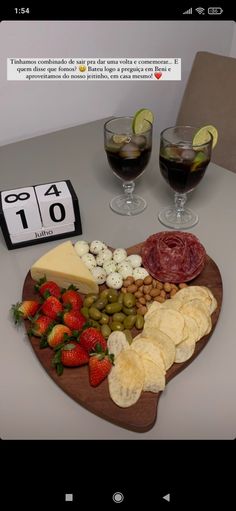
[0,119,235,440]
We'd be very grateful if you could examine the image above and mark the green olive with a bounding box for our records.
[99,313,110,325]
[89,307,102,320]
[135,314,144,330]
[123,315,137,329]
[105,303,122,314]
[93,298,108,310]
[99,289,110,300]
[89,320,101,330]
[83,296,96,308]
[80,306,89,319]
[111,321,124,331]
[107,289,119,303]
[101,324,112,338]
[122,306,137,316]
[117,292,124,305]
[123,329,133,345]
[123,293,136,308]
[112,312,126,323]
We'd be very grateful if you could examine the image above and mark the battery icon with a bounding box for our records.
[208,7,223,14]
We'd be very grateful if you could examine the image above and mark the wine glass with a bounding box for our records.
[158,125,213,229]
[104,116,152,215]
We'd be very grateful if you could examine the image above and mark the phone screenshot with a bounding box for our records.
[0,4,235,508]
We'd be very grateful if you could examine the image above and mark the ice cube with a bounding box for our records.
[106,138,123,153]
[181,149,196,161]
[162,146,182,161]
[131,134,146,149]
[119,142,141,159]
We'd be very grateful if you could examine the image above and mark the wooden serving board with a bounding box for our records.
[22,243,223,433]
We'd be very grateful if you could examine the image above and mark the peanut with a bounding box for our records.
[121,287,127,293]
[150,288,160,297]
[164,282,172,293]
[143,275,153,285]
[179,283,188,289]
[123,277,134,287]
[154,295,165,303]
[160,290,166,298]
[138,297,146,305]
[143,284,152,294]
[127,284,138,293]
[137,305,147,315]
[145,294,152,302]
[135,290,143,299]
[135,279,144,288]
[170,288,177,297]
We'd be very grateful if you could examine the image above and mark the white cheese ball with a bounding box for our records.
[113,248,127,264]
[126,254,142,269]
[90,266,107,285]
[117,261,133,279]
[103,259,117,275]
[96,248,113,266]
[106,272,123,290]
[74,240,90,257]
[81,253,97,270]
[133,267,149,280]
[89,240,107,254]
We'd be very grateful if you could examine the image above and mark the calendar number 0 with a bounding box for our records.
[49,203,66,222]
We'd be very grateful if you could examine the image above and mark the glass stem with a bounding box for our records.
[123,181,135,204]
[174,192,187,218]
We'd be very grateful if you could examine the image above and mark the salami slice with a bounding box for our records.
[141,231,206,283]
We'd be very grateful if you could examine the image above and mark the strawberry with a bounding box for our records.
[89,347,114,387]
[47,324,72,348]
[52,340,89,375]
[11,300,40,324]
[61,342,89,367]
[41,296,63,320]
[29,315,54,337]
[63,310,86,330]
[79,327,107,354]
[35,277,61,299]
[61,288,83,311]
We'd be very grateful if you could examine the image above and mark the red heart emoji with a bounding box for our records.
[154,72,162,79]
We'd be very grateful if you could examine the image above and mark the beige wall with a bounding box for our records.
[0,20,234,146]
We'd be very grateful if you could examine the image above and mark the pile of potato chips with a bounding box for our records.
[108,286,217,408]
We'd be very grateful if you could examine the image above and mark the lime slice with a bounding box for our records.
[112,134,129,144]
[132,108,154,134]
[193,125,218,149]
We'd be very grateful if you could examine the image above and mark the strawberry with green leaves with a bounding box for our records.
[63,310,86,330]
[41,296,63,320]
[11,300,40,324]
[29,314,54,337]
[89,346,114,387]
[47,324,72,348]
[35,277,61,299]
[79,327,107,354]
[61,287,83,311]
[52,340,89,375]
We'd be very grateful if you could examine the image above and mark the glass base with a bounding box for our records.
[110,194,147,216]
[158,206,198,229]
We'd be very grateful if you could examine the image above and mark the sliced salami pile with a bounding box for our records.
[141,231,206,283]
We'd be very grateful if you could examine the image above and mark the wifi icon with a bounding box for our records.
[195,7,205,14]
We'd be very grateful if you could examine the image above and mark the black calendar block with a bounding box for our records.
[0,180,82,249]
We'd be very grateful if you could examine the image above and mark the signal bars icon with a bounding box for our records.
[183,7,192,14]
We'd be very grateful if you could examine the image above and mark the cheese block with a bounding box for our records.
[30,241,99,294]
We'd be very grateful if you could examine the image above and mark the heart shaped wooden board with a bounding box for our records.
[22,242,223,432]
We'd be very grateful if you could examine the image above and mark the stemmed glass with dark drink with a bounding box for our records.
[104,116,152,215]
[158,125,212,229]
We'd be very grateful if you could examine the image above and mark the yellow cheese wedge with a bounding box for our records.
[30,241,99,294]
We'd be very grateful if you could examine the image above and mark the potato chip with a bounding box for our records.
[144,301,161,320]
[131,337,166,373]
[174,285,213,314]
[108,350,144,408]
[201,286,218,314]
[180,301,211,339]
[141,328,175,370]
[107,331,130,359]
[175,337,196,363]
[145,308,185,345]
[142,358,165,393]
[182,314,199,344]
